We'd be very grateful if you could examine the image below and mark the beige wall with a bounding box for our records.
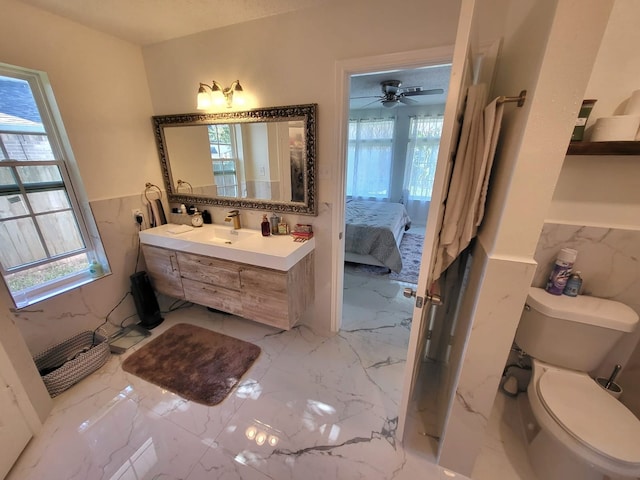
[0,0,159,201]
[0,0,160,352]
[142,0,463,332]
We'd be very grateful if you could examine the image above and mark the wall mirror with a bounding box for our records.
[152,103,317,215]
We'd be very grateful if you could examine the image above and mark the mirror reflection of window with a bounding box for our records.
[208,124,240,198]
[152,103,317,215]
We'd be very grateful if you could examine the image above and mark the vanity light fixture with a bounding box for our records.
[196,80,244,109]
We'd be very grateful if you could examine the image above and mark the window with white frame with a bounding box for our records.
[0,63,109,308]
[403,115,443,201]
[208,123,240,197]
[346,118,395,199]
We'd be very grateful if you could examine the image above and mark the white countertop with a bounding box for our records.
[139,223,315,271]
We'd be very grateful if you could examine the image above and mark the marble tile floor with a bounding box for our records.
[8,271,470,480]
[472,393,540,480]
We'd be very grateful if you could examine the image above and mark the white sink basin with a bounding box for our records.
[207,226,259,244]
[139,223,314,271]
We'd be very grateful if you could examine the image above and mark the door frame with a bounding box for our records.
[331,46,455,333]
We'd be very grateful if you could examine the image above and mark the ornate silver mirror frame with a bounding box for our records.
[152,103,317,215]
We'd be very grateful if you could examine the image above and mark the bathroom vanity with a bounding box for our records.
[139,224,315,330]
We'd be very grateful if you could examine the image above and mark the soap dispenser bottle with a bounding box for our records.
[261,214,271,236]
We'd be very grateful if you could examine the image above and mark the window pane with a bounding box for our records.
[0,133,53,161]
[4,252,89,294]
[1,67,108,308]
[346,118,394,198]
[0,194,28,219]
[0,166,16,186]
[217,145,233,158]
[17,164,62,185]
[0,217,47,268]
[404,117,443,201]
[27,189,71,213]
[36,211,85,256]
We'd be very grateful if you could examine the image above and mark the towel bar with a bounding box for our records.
[497,90,527,107]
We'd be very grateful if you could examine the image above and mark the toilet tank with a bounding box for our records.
[515,287,638,372]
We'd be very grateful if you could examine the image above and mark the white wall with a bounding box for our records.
[0,0,159,201]
[547,0,640,229]
[142,0,463,332]
[0,0,161,352]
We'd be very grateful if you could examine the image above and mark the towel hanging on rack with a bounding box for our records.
[143,183,167,228]
[149,199,167,227]
[433,83,505,280]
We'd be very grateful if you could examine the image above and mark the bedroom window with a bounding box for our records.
[209,123,240,197]
[404,116,443,201]
[0,63,109,309]
[346,118,395,199]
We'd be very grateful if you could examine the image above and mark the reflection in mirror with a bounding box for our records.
[152,104,317,215]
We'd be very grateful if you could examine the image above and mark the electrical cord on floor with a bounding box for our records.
[162,299,194,314]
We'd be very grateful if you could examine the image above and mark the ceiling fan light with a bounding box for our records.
[382,99,398,108]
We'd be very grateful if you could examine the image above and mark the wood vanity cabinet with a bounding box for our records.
[140,245,184,299]
[141,244,314,330]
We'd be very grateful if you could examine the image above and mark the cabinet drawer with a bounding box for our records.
[177,252,241,290]
[240,266,287,294]
[182,278,243,315]
[242,292,290,329]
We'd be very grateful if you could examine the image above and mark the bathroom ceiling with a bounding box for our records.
[349,64,452,110]
[15,0,332,45]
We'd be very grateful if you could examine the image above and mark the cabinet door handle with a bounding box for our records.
[169,255,177,272]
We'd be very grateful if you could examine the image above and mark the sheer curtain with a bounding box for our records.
[346,118,395,200]
[402,115,443,220]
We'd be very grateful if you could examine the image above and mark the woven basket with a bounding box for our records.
[34,331,110,397]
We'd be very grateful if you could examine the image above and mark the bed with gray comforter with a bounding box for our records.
[344,200,411,273]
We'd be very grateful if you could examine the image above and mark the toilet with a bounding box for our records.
[515,287,640,480]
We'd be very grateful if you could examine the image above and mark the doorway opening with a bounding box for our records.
[336,59,453,456]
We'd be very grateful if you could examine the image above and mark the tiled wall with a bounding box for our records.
[11,193,156,355]
[532,223,640,416]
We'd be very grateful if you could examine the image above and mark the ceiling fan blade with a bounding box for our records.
[403,88,445,97]
[399,96,417,105]
[350,95,382,100]
[356,98,384,108]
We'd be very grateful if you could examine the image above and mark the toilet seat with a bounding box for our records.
[538,369,640,466]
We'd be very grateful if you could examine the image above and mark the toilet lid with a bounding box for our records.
[539,370,640,465]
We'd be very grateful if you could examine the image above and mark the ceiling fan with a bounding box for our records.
[353,80,444,108]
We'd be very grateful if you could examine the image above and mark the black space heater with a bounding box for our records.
[130,271,164,329]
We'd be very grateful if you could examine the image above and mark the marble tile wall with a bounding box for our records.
[532,223,640,417]
[11,193,158,355]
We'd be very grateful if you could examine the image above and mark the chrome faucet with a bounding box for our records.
[225,210,241,229]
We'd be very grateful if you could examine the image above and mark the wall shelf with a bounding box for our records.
[567,141,640,155]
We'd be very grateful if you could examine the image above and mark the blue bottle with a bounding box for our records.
[563,271,582,297]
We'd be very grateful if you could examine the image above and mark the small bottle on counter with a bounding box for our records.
[278,222,289,235]
[563,271,583,297]
[545,248,577,295]
[261,214,271,236]
[270,212,279,235]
